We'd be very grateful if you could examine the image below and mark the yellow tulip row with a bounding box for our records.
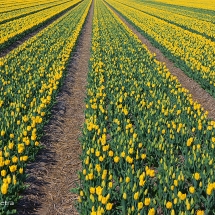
[140,1,215,24]
[0,0,81,50]
[0,0,91,213]
[0,0,70,24]
[106,0,215,97]
[0,0,59,12]
[115,0,215,40]
[78,0,215,214]
[150,0,215,11]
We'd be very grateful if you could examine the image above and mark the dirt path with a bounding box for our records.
[0,1,82,58]
[107,3,215,120]
[16,2,93,215]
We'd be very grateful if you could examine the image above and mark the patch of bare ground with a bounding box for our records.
[16,2,93,215]
[107,3,215,121]
[0,1,82,58]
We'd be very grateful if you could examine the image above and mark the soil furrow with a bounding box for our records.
[16,1,93,215]
[0,0,82,58]
[107,2,215,120]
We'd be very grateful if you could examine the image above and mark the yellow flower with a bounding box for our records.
[144,198,150,206]
[35,141,40,146]
[187,137,194,146]
[9,165,17,173]
[99,156,104,162]
[1,170,6,177]
[134,192,139,200]
[174,180,178,186]
[22,156,28,161]
[108,150,114,157]
[138,202,143,210]
[138,143,143,148]
[9,133,14,139]
[12,156,18,163]
[141,154,146,159]
[18,143,25,154]
[1,183,8,195]
[178,191,186,201]
[206,187,212,195]
[6,175,11,184]
[114,156,120,163]
[173,198,177,204]
[90,187,95,194]
[23,131,27,136]
[126,177,130,183]
[1,131,5,136]
[82,169,87,175]
[13,175,16,185]
[95,151,100,157]
[150,168,156,177]
[189,186,195,194]
[19,168,23,174]
[108,182,113,188]
[96,186,103,195]
[90,194,95,202]
[197,210,204,215]
[80,190,84,196]
[171,209,175,215]
[133,133,137,138]
[194,172,200,180]
[106,203,113,211]
[102,197,107,204]
[121,151,125,157]
[166,201,172,209]
[148,208,155,215]
[123,192,127,199]
[88,173,94,180]
[139,180,146,186]
[8,142,14,150]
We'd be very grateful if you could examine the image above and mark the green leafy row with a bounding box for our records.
[0,0,71,24]
[0,0,82,52]
[106,0,215,99]
[0,0,91,214]
[113,0,215,41]
[77,0,215,214]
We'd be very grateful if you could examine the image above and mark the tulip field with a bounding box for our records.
[105,0,215,99]
[0,0,82,51]
[0,0,91,213]
[1,0,215,214]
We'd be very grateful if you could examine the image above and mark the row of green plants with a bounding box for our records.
[0,0,81,52]
[0,0,59,12]
[114,0,215,41]
[77,0,215,214]
[0,0,91,213]
[0,0,70,24]
[106,0,215,99]
[142,0,215,24]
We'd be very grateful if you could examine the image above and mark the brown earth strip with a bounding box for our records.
[0,0,82,58]
[107,2,215,120]
[16,2,93,215]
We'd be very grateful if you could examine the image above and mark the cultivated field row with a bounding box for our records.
[1,0,215,214]
[0,0,91,213]
[0,0,82,52]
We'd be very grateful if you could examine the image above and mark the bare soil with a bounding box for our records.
[109,5,215,120]
[16,2,93,215]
